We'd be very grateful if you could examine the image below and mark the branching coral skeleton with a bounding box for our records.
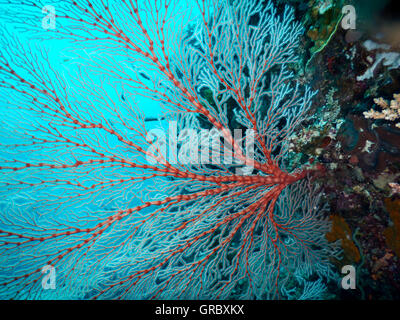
[364,93,400,128]
[0,0,337,299]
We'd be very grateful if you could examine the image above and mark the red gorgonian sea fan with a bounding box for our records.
[0,0,339,299]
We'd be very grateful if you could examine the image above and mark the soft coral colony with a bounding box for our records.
[0,0,338,299]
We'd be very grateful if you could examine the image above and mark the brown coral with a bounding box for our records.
[383,198,400,257]
[326,215,361,265]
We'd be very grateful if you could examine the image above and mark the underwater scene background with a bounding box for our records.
[0,0,399,300]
